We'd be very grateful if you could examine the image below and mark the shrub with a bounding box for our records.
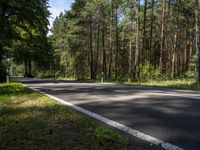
[138,62,161,81]
[185,55,196,79]
[37,70,55,78]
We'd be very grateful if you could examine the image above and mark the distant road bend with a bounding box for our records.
[13,77,200,150]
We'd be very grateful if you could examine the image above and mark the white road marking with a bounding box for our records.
[23,83,184,150]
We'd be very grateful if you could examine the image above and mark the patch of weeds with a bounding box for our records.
[95,127,125,144]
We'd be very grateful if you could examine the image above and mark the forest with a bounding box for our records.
[0,0,53,80]
[0,0,200,85]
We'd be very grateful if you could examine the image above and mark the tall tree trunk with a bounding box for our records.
[149,0,154,64]
[135,0,140,78]
[102,27,107,79]
[172,0,179,79]
[172,29,177,78]
[0,45,6,82]
[0,46,3,67]
[142,0,147,64]
[0,5,6,82]
[94,24,100,80]
[28,59,32,77]
[166,0,171,73]
[184,29,188,72]
[100,2,107,80]
[24,60,28,77]
[108,1,113,79]
[89,16,94,79]
[115,2,119,80]
[195,0,200,84]
[188,41,193,71]
[129,0,133,80]
[159,0,166,73]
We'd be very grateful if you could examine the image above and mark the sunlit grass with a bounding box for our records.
[0,83,142,150]
[56,77,200,90]
[123,79,200,90]
[90,78,200,90]
[57,77,76,81]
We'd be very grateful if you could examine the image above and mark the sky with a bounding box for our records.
[48,0,74,33]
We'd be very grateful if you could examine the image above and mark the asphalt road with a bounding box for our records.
[14,77,200,150]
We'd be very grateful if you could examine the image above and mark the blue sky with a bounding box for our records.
[48,0,74,30]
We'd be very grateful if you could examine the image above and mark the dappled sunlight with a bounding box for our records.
[1,83,143,150]
[125,79,200,91]
[18,78,200,149]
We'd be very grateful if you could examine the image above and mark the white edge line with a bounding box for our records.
[22,83,184,150]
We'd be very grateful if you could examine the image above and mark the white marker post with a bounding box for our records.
[6,68,9,83]
[6,75,9,83]
[101,72,104,83]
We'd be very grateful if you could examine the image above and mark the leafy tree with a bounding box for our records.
[50,0,200,84]
[0,0,51,81]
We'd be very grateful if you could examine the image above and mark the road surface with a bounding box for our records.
[13,78,200,150]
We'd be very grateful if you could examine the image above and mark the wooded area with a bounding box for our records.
[0,0,200,84]
[50,0,200,83]
[0,0,52,81]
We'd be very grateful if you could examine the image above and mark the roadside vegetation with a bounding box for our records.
[123,79,200,90]
[56,61,200,91]
[1,0,200,149]
[1,0,200,86]
[55,77,200,91]
[0,83,145,150]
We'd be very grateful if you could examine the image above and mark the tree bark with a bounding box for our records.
[184,31,188,72]
[195,0,200,84]
[188,41,193,71]
[24,60,28,77]
[0,46,6,82]
[94,23,100,80]
[89,16,94,79]
[159,0,166,73]
[135,0,140,78]
[129,0,133,80]
[142,0,147,64]
[28,59,32,77]
[0,4,6,82]
[149,0,154,64]
[172,0,179,79]
[100,2,107,80]
[115,2,119,80]
[108,1,113,79]
[172,32,177,78]
[102,27,107,79]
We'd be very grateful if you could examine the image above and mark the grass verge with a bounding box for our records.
[0,83,143,150]
[123,79,200,90]
[57,77,200,90]
[61,78,200,91]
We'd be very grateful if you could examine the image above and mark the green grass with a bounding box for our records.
[80,78,200,91]
[123,79,200,90]
[57,77,200,90]
[57,77,77,81]
[0,83,143,150]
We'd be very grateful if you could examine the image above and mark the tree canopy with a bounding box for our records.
[0,0,52,81]
[50,0,200,83]
[0,0,200,84]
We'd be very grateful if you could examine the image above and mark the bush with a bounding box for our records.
[37,70,55,78]
[185,55,196,79]
[138,62,161,81]
[74,54,86,80]
[185,71,195,79]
